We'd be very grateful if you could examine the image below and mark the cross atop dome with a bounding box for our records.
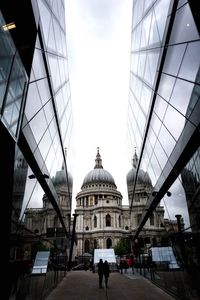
[94,147,103,169]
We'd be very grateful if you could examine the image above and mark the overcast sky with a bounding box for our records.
[65,0,133,211]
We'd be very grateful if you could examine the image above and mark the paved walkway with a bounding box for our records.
[45,269,176,300]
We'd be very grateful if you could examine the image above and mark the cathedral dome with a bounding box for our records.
[126,151,152,186]
[82,148,116,188]
[52,148,73,188]
[53,169,73,188]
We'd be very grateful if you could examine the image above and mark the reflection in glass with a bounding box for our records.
[169,78,194,116]
[179,41,200,83]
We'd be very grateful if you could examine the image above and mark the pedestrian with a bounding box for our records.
[103,260,110,288]
[131,255,135,274]
[97,259,104,288]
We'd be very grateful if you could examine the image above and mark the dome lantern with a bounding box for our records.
[81,148,116,188]
[126,149,152,187]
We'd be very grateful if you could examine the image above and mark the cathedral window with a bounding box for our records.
[137,214,142,225]
[94,239,97,249]
[85,226,89,231]
[106,238,112,248]
[84,240,90,253]
[94,216,97,228]
[119,216,121,227]
[144,237,150,244]
[150,214,154,225]
[125,226,129,230]
[135,197,140,202]
[54,216,59,228]
[106,214,111,226]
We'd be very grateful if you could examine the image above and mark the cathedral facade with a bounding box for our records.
[74,149,166,258]
[24,164,73,257]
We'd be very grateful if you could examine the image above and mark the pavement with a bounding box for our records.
[45,268,176,300]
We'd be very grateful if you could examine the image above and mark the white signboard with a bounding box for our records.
[151,246,179,269]
[94,249,116,264]
[32,251,50,274]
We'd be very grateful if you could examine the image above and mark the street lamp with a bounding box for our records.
[28,173,49,179]
[68,213,79,271]
[152,190,171,197]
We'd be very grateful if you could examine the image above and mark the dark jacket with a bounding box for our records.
[98,259,104,275]
[103,261,110,277]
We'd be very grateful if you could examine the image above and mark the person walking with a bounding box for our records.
[103,260,110,288]
[97,259,104,288]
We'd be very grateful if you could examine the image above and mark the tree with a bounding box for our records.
[114,238,131,256]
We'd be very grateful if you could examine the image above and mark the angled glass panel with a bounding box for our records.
[38,0,51,47]
[140,82,152,115]
[45,143,57,174]
[149,9,161,46]
[150,112,162,136]
[179,41,200,83]
[146,135,154,160]
[163,105,186,141]
[158,124,176,157]
[24,82,42,123]
[169,78,194,116]
[157,74,176,102]
[154,95,168,121]
[132,23,142,51]
[37,78,51,106]
[47,53,58,92]
[150,151,162,183]
[130,53,139,75]
[140,10,152,49]
[137,51,147,78]
[148,127,157,151]
[163,44,186,76]
[29,109,47,145]
[144,49,160,86]
[169,3,199,45]
[47,17,56,52]
[53,17,62,55]
[132,0,144,29]
[137,109,146,136]
[38,129,52,162]
[154,139,168,170]
[59,57,68,84]
[32,38,47,81]
[160,177,190,229]
[154,0,171,42]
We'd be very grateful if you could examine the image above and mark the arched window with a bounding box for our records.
[119,216,121,227]
[94,215,97,228]
[150,214,154,226]
[94,239,97,249]
[84,240,90,253]
[106,214,111,226]
[144,237,150,244]
[106,238,112,248]
[137,213,142,225]
[54,216,59,228]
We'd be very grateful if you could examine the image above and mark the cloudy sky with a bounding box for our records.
[65,0,133,211]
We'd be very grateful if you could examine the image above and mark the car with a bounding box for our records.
[71,263,88,271]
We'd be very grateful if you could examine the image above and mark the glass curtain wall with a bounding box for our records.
[128,0,200,298]
[0,1,73,299]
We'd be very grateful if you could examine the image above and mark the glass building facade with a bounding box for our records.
[128,0,200,298]
[0,1,73,299]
